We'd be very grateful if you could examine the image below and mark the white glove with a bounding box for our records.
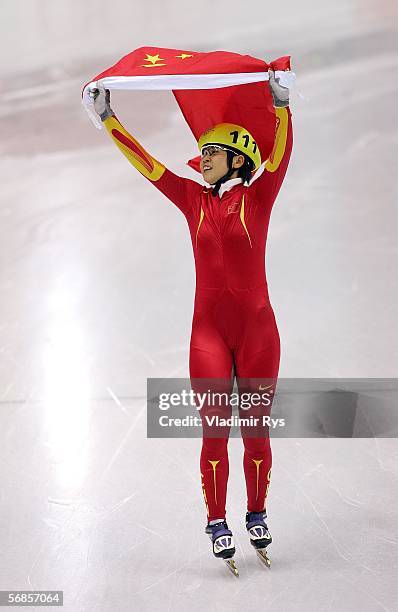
[268,70,290,108]
[88,82,114,121]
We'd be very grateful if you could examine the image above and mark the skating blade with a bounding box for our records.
[256,548,271,568]
[224,558,239,577]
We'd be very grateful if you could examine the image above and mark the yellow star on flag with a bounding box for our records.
[141,53,166,68]
[176,53,194,60]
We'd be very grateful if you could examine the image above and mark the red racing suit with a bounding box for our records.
[102,106,293,521]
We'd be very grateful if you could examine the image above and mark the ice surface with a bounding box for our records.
[0,1,397,610]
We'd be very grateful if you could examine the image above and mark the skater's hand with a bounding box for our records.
[268,69,290,108]
[89,82,114,121]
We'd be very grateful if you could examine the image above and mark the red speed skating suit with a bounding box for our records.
[103,106,293,520]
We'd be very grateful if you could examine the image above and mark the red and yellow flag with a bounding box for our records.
[82,46,295,170]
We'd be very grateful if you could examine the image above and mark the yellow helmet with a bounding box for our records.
[198,122,261,170]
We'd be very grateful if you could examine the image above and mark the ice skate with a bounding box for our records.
[246,510,272,568]
[205,520,239,577]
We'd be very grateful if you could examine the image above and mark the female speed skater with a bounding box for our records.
[90,72,292,576]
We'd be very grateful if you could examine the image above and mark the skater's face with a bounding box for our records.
[200,146,244,185]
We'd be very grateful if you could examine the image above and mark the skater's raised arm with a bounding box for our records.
[90,83,201,217]
[250,71,293,205]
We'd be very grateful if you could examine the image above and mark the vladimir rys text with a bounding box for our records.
[158,414,285,428]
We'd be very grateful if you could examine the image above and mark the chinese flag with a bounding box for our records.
[82,47,294,170]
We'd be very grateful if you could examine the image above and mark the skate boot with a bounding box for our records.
[245,510,272,568]
[205,520,239,576]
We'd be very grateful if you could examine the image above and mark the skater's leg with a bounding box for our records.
[242,437,272,513]
[200,436,230,521]
[190,318,234,522]
[236,340,278,568]
[234,301,280,514]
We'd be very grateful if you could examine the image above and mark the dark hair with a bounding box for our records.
[227,149,254,185]
[237,157,255,184]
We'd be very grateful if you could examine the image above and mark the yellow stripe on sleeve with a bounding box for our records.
[103,115,166,182]
[265,107,288,173]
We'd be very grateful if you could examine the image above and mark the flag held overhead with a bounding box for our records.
[82,46,296,170]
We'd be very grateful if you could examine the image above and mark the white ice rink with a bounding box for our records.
[1,1,398,610]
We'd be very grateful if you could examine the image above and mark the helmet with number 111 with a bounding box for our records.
[198,123,262,170]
